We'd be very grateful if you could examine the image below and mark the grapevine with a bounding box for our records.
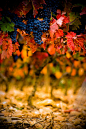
[0,0,86,60]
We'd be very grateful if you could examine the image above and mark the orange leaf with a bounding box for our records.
[66,66,71,73]
[71,69,76,76]
[48,44,56,55]
[74,60,80,68]
[16,50,21,56]
[55,71,62,79]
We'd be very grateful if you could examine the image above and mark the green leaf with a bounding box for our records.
[7,25,14,32]
[69,12,80,24]
[0,21,3,24]
[5,17,11,22]
[70,18,81,30]
[69,12,81,30]
[0,16,15,32]
[1,17,5,22]
[1,25,7,31]
[11,22,15,27]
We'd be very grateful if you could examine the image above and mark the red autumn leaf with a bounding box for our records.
[1,37,13,59]
[67,38,75,51]
[56,16,64,26]
[0,54,3,63]
[26,36,38,53]
[63,15,70,24]
[1,50,7,59]
[56,13,69,26]
[80,7,86,15]
[56,13,61,19]
[32,51,48,68]
[14,0,32,17]
[0,37,3,45]
[55,40,63,54]
[32,0,45,17]
[56,9,61,14]
[6,39,13,58]
[41,40,47,50]
[33,52,48,60]
[50,21,59,38]
[62,45,68,54]
[50,17,57,24]
[13,42,20,52]
[66,32,76,38]
[75,37,85,51]
[55,29,64,39]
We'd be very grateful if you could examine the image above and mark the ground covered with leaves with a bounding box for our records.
[0,79,86,129]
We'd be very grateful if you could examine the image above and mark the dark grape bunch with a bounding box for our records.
[1,10,26,43]
[9,13,26,43]
[1,7,51,45]
[45,0,60,14]
[10,27,17,42]
[26,5,51,44]
[1,1,60,45]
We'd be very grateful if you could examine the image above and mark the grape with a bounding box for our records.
[1,2,59,45]
[10,13,26,30]
[44,0,60,14]
[26,5,51,44]
[9,27,17,43]
[13,54,18,62]
[1,6,51,45]
[1,10,26,43]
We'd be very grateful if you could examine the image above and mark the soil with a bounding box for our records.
[0,81,86,129]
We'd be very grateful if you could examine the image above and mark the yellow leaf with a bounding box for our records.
[74,60,80,68]
[78,68,84,76]
[66,66,71,73]
[55,71,62,79]
[66,52,71,58]
[41,66,47,74]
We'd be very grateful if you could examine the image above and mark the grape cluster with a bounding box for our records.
[45,0,60,14]
[0,0,60,45]
[1,7,51,45]
[10,27,17,42]
[26,5,51,44]
[25,9,34,34]
[1,10,26,43]
[9,14,26,43]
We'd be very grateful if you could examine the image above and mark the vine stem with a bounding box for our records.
[28,54,56,106]
[27,53,71,106]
